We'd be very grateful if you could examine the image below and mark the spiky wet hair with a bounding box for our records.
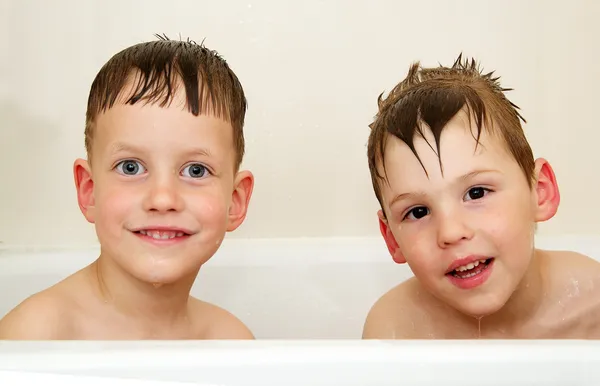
[84,33,247,169]
[367,54,534,212]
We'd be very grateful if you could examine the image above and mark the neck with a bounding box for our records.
[86,251,197,334]
[475,249,547,336]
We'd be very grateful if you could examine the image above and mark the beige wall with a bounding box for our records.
[0,0,598,248]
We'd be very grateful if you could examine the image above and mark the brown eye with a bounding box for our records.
[405,206,429,220]
[465,187,489,201]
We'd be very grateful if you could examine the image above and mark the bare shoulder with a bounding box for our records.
[362,278,424,339]
[0,270,86,340]
[540,250,600,338]
[189,298,254,339]
[543,249,600,281]
[543,249,600,305]
[0,287,70,340]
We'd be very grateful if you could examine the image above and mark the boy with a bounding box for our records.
[0,35,255,339]
[362,55,600,339]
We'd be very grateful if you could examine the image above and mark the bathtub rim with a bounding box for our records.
[0,340,598,386]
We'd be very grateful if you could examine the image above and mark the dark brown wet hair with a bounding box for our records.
[367,54,534,213]
[85,34,247,170]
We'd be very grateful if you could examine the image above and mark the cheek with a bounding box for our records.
[481,193,535,251]
[94,183,136,228]
[396,226,438,274]
[187,188,229,223]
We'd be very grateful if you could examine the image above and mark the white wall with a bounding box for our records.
[0,0,598,248]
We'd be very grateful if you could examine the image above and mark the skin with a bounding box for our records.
[362,110,600,339]
[0,82,255,340]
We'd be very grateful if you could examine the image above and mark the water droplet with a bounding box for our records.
[475,316,483,339]
[569,278,580,298]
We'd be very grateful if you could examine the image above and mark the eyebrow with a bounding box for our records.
[109,142,213,158]
[388,169,502,208]
[109,142,143,156]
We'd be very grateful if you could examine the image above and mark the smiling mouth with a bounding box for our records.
[448,258,494,279]
[134,230,191,240]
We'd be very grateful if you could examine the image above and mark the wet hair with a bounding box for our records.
[85,33,247,169]
[367,54,535,212]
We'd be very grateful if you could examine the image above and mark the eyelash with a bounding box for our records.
[114,160,212,179]
[402,186,493,221]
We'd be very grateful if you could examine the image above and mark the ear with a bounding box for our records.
[226,170,254,232]
[73,158,96,223]
[532,158,560,222]
[378,210,406,264]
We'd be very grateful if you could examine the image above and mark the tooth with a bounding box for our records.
[176,232,183,237]
[473,261,480,267]
[480,259,486,263]
[140,230,147,235]
[466,263,474,270]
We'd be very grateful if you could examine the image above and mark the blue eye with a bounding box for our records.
[116,160,146,176]
[182,163,208,178]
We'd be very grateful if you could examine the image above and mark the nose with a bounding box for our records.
[143,175,185,213]
[436,209,474,248]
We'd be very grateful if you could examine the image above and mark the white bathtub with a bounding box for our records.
[1,235,600,385]
[1,340,600,385]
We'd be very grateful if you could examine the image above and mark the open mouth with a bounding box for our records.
[447,258,494,279]
[133,229,191,240]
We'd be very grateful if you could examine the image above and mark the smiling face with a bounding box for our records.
[73,86,253,286]
[377,111,559,317]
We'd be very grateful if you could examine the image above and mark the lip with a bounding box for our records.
[446,255,490,274]
[446,258,495,290]
[129,226,196,247]
[130,226,195,235]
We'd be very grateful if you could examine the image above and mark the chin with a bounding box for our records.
[450,293,510,318]
[117,253,205,286]
[131,264,200,286]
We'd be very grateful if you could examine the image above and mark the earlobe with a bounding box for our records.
[73,159,95,223]
[226,170,254,232]
[378,210,406,264]
[533,158,560,222]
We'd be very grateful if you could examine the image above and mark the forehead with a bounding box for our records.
[91,95,234,160]
[380,112,518,194]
